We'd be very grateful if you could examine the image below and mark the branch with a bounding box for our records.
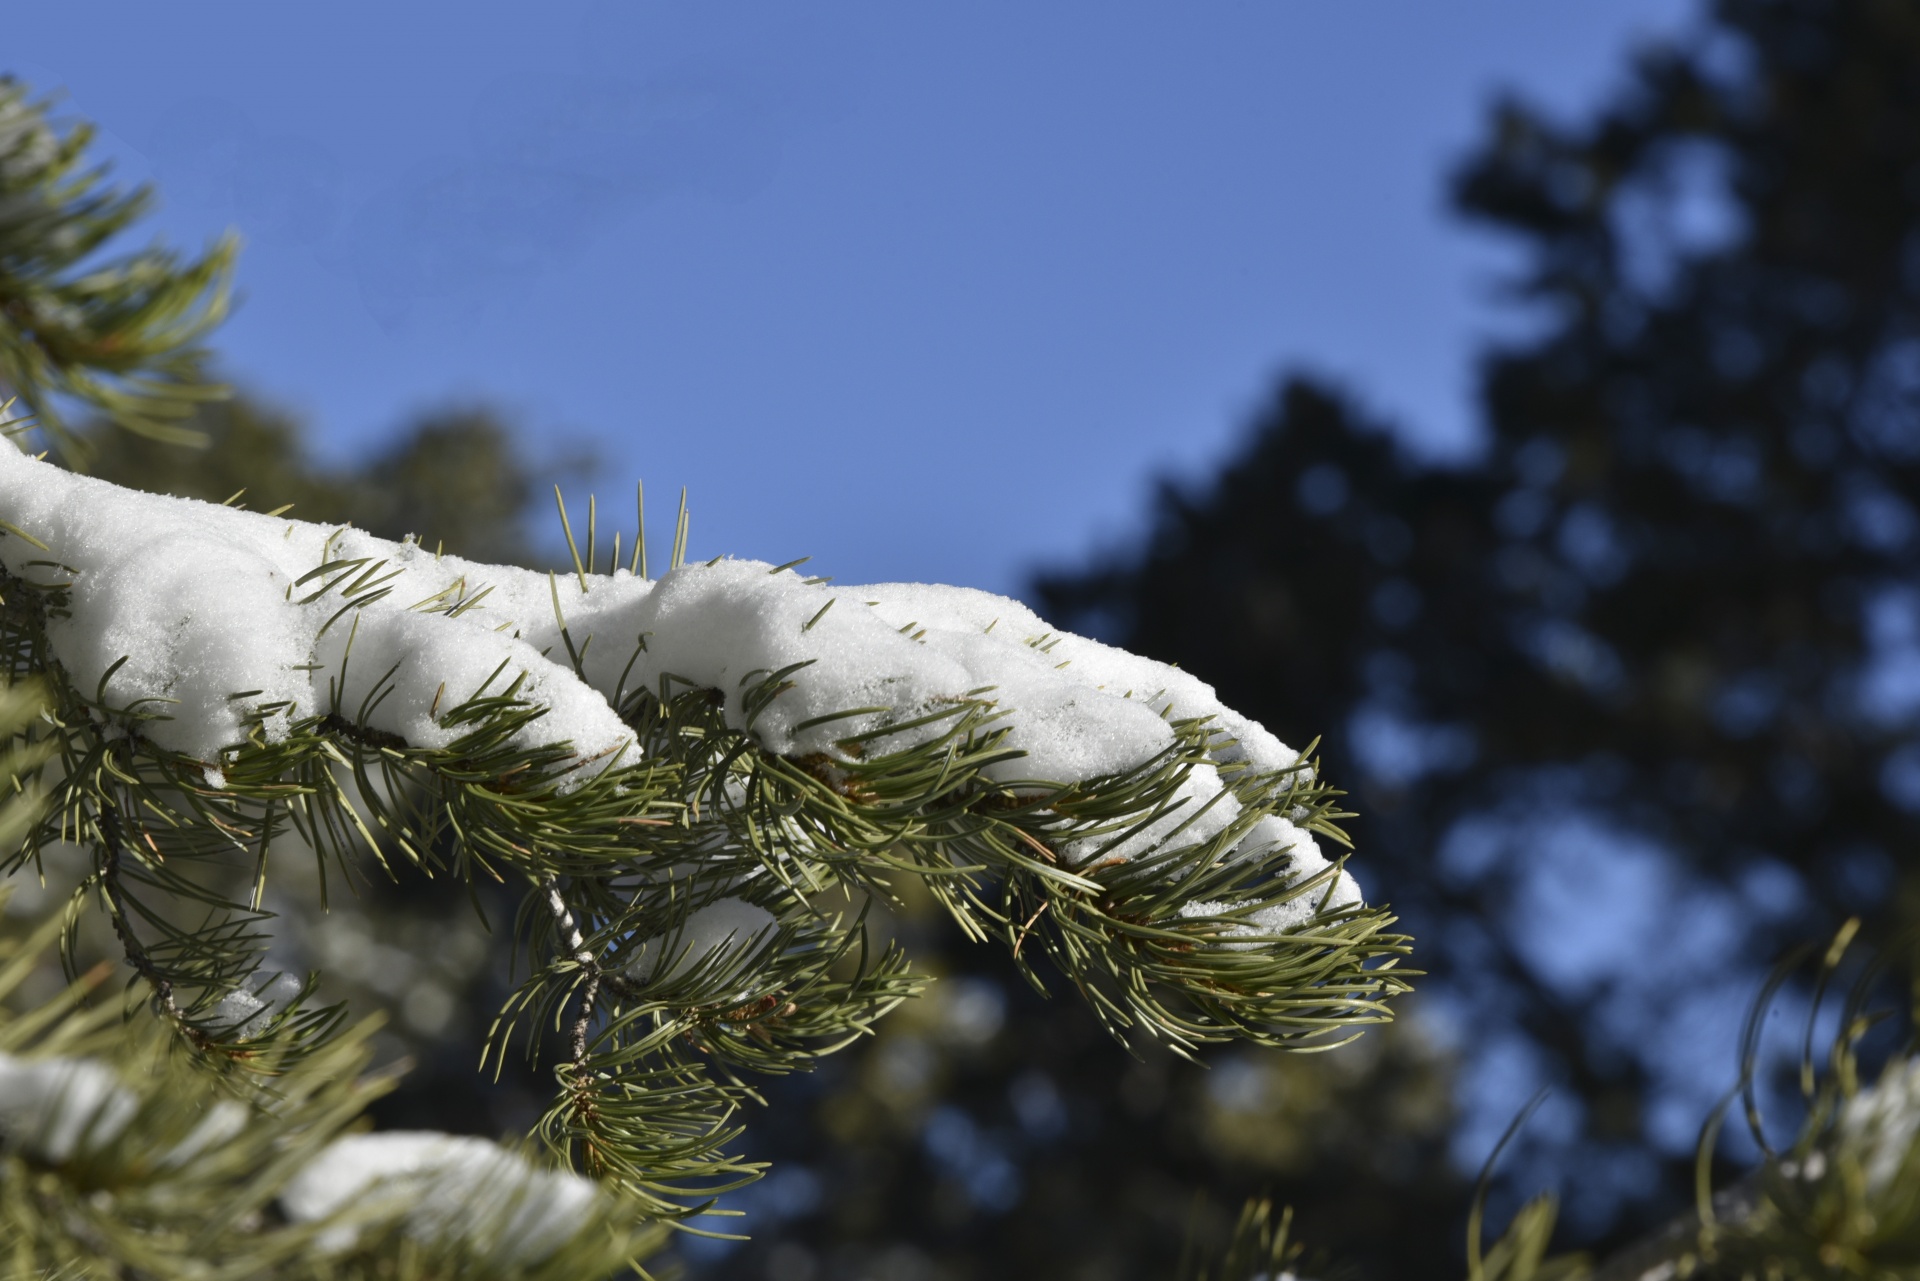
[544,877,601,1066]
[543,875,611,1175]
[96,791,207,1046]
[317,712,409,753]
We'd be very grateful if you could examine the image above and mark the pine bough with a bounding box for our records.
[0,439,1410,1274]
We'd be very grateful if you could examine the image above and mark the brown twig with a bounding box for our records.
[1012,899,1050,961]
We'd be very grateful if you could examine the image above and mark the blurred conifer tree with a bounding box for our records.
[1035,0,1920,1265]
[79,398,544,569]
[0,78,232,455]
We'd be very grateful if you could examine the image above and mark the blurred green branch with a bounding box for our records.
[0,77,233,458]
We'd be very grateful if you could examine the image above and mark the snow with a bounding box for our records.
[157,1100,248,1168]
[0,1053,138,1161]
[857,582,1300,773]
[629,565,1302,786]
[626,897,777,984]
[0,1046,601,1263]
[206,972,306,1039]
[279,1131,602,1259]
[1840,1055,1920,1193]
[0,445,1360,896]
[0,446,640,780]
[0,1052,250,1168]
[1177,815,1362,936]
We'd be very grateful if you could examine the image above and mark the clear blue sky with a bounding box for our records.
[16,1,1692,594]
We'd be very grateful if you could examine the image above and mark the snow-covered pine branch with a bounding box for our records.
[2,442,1320,834]
[0,903,663,1279]
[0,436,1410,1210]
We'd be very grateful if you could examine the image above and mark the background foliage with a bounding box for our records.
[1040,0,1920,1272]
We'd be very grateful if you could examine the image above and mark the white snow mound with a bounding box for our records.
[0,1052,139,1161]
[0,446,1357,894]
[280,1131,602,1259]
[1841,1055,1920,1194]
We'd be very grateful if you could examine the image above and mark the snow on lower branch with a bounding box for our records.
[0,445,1350,892]
[280,1131,603,1260]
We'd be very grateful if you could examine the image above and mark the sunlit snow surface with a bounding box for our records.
[0,445,1354,897]
[280,1132,601,1259]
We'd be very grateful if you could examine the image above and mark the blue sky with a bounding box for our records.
[16,1,1692,594]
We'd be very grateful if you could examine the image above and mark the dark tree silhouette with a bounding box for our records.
[1035,0,1920,1262]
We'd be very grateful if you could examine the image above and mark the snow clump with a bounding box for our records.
[0,1052,247,1168]
[0,1053,139,1161]
[279,1131,603,1260]
[0,1048,604,1263]
[1176,814,1362,937]
[1839,1055,1920,1194]
[205,972,306,1039]
[0,446,639,779]
[0,446,1358,899]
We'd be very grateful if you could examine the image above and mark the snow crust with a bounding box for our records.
[0,446,1358,896]
[280,1131,601,1259]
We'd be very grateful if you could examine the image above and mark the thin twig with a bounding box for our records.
[1012,899,1050,961]
[571,966,602,1079]
[544,879,599,1058]
[544,876,607,1171]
